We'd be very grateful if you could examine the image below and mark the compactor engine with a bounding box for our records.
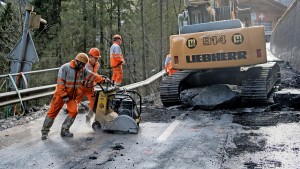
[92,83,141,134]
[111,95,139,120]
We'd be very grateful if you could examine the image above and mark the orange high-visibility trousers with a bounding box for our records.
[112,66,123,86]
[77,87,95,110]
[47,93,78,119]
[168,69,178,76]
[165,59,178,76]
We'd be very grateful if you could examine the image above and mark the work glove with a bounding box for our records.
[63,96,69,103]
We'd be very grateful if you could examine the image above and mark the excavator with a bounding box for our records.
[160,0,281,106]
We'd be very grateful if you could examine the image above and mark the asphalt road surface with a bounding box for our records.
[0,106,300,169]
[1,45,300,169]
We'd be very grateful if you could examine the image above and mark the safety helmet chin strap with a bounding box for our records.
[75,61,85,70]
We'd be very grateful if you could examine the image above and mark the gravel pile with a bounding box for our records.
[142,92,163,108]
[279,62,300,88]
[0,105,49,131]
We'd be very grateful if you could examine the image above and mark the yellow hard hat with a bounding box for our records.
[75,53,89,64]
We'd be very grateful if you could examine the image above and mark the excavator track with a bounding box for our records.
[160,70,197,106]
[241,62,280,104]
[160,63,280,106]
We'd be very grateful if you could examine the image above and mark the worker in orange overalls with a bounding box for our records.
[110,34,125,87]
[164,50,178,76]
[77,48,101,123]
[41,53,109,140]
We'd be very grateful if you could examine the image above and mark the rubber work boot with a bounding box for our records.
[61,116,75,137]
[86,109,94,124]
[41,116,54,140]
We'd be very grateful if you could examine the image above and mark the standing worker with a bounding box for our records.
[164,50,178,76]
[77,48,101,123]
[110,34,125,87]
[41,53,109,140]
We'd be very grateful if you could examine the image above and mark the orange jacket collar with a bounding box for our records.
[88,60,99,67]
[70,60,76,68]
[113,42,120,46]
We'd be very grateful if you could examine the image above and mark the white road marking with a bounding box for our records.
[156,118,182,143]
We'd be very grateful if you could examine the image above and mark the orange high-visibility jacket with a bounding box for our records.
[56,60,105,101]
[84,61,100,88]
[164,54,171,72]
[110,43,124,68]
[164,54,177,76]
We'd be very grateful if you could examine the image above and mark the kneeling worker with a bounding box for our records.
[41,53,109,140]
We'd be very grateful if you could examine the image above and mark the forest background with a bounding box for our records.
[0,0,185,86]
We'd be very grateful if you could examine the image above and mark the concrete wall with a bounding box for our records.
[271,0,300,70]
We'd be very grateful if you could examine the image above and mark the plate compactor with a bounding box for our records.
[91,83,142,134]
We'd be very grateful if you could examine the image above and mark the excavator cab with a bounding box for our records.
[92,82,142,134]
[178,0,251,31]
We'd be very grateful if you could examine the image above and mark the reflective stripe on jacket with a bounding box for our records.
[84,61,100,88]
[164,54,172,72]
[164,54,178,76]
[55,60,105,100]
[110,43,124,67]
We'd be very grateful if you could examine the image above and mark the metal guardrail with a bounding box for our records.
[0,68,60,78]
[0,84,56,107]
[0,68,59,108]
[0,70,166,107]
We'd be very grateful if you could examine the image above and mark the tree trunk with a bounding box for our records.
[166,0,169,49]
[159,0,163,71]
[99,0,105,66]
[83,0,87,52]
[117,1,121,33]
[92,0,97,47]
[110,0,113,41]
[141,0,146,80]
